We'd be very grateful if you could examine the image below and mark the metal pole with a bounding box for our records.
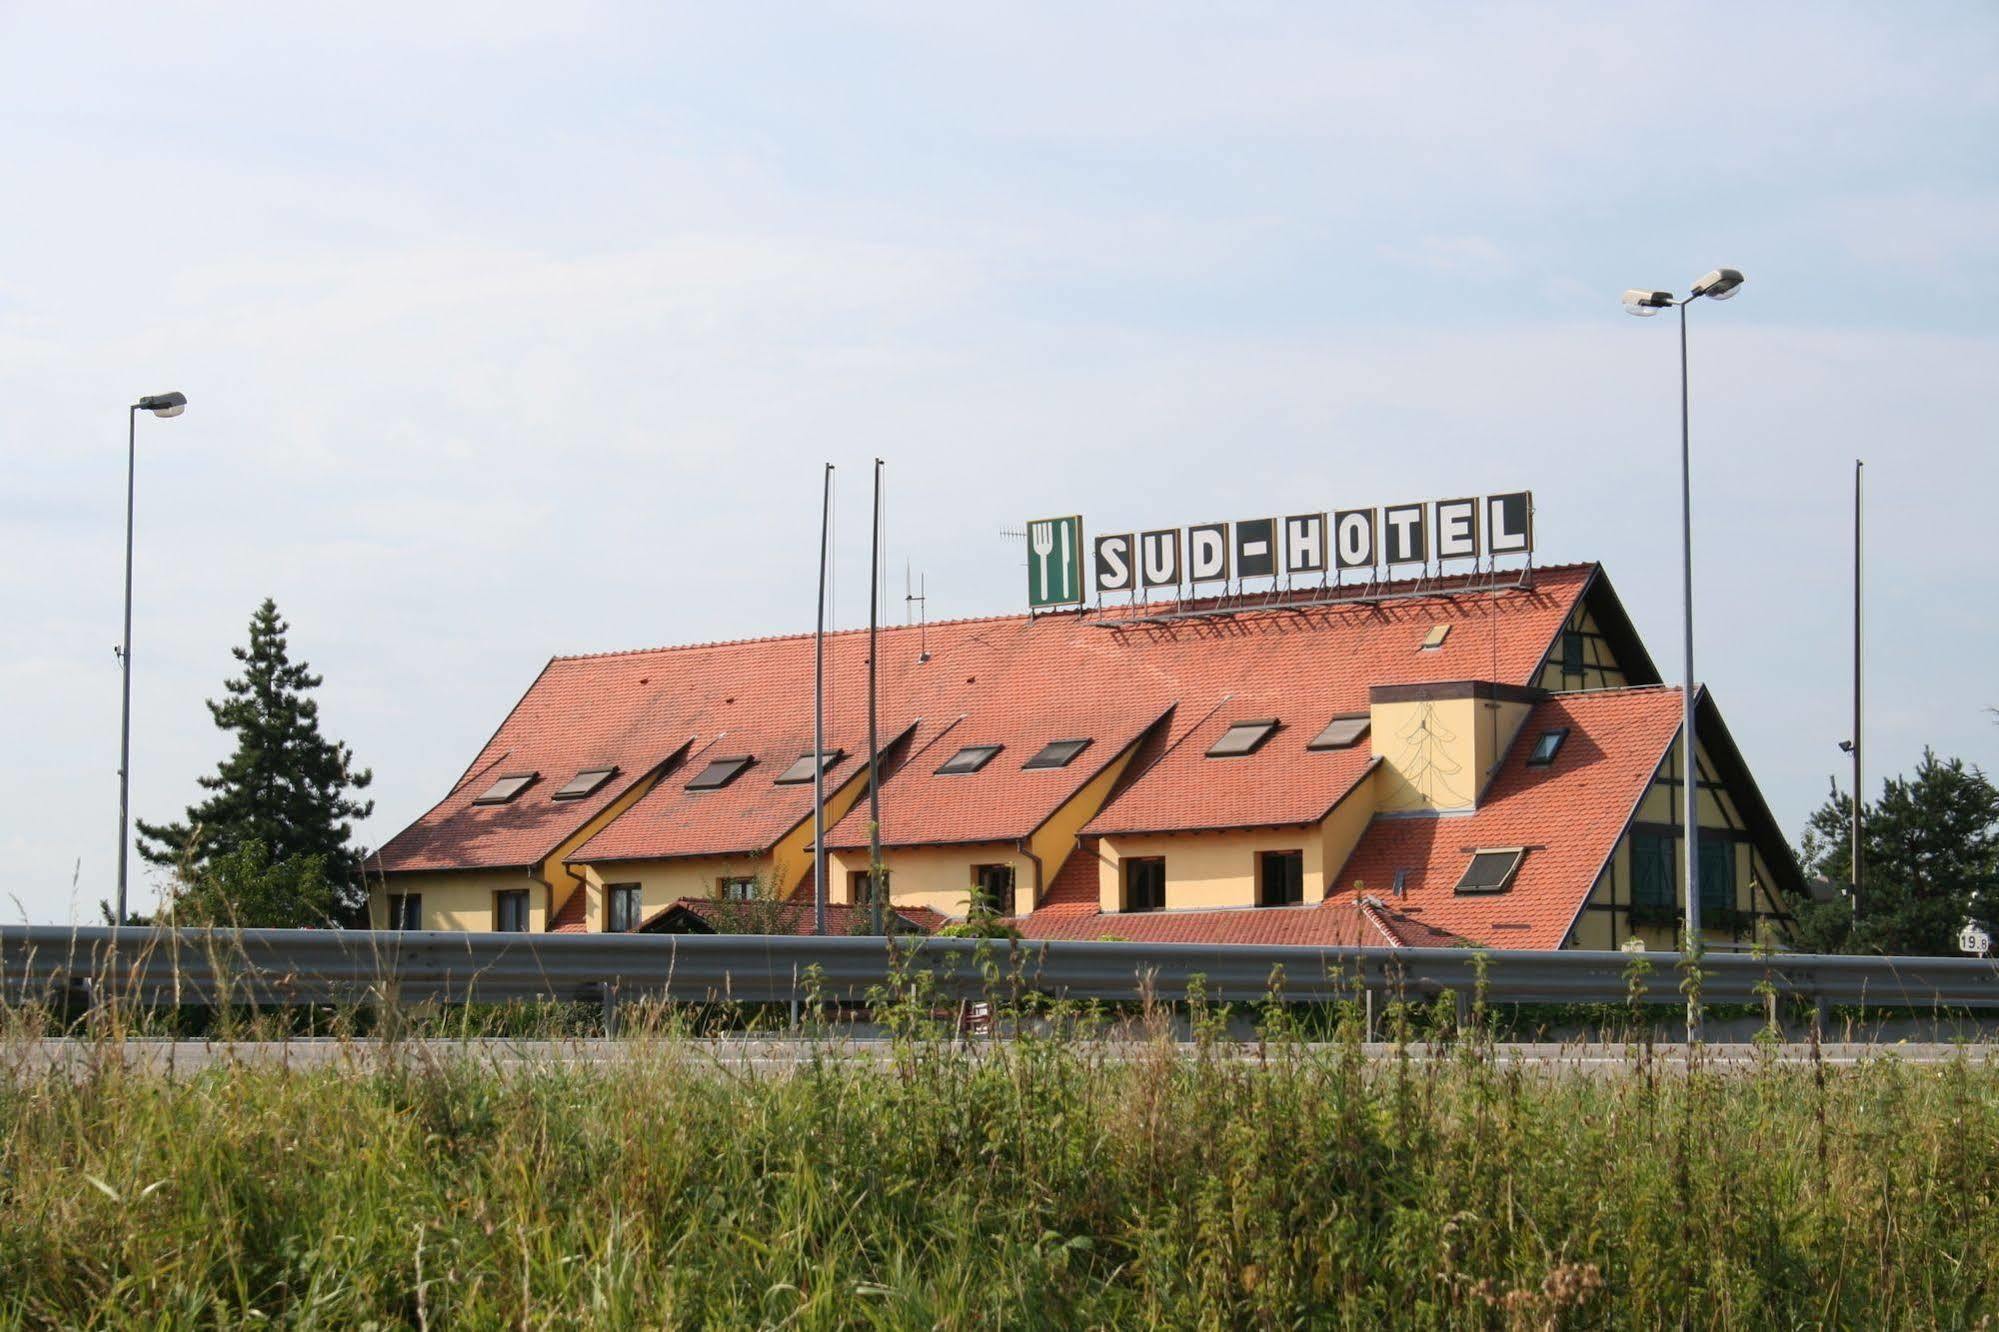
[813,463,832,936]
[1679,299,1702,1041]
[867,458,884,935]
[116,405,138,926]
[1852,459,1863,915]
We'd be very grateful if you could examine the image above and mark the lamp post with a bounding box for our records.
[116,390,187,927]
[1623,270,1742,1029]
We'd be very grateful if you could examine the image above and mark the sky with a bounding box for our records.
[3,3,1995,924]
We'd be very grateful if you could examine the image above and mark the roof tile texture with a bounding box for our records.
[1330,686,1684,950]
[375,566,1594,876]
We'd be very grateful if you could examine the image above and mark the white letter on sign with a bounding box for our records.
[1188,523,1229,582]
[1383,504,1427,565]
[1095,533,1134,593]
[1283,513,1326,574]
[1435,498,1478,560]
[1486,492,1533,554]
[1140,529,1182,588]
[1334,509,1375,570]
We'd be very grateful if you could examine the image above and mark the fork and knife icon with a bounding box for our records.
[1031,519,1072,599]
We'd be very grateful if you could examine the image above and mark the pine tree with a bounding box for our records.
[136,599,374,919]
[1791,748,1999,955]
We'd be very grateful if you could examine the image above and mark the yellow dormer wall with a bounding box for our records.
[1367,681,1542,815]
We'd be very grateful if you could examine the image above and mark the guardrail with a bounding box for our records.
[3,926,1997,1020]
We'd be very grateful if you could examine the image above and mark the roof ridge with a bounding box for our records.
[548,563,1603,663]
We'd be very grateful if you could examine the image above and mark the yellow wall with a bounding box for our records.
[370,869,544,932]
[1095,827,1327,913]
[571,853,787,929]
[1569,734,1791,950]
[537,770,670,927]
[1020,742,1147,915]
[551,748,871,924]
[829,842,1024,919]
[1370,695,1483,813]
[1318,765,1381,896]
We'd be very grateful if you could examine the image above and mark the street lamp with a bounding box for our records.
[1621,269,1745,1022]
[116,390,188,926]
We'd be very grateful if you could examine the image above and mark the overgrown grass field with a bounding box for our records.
[3,1008,1997,1330]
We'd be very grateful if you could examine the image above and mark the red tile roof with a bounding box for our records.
[636,897,946,936]
[570,720,912,864]
[374,565,1598,875]
[1329,687,1684,950]
[824,706,1170,850]
[1017,896,1461,948]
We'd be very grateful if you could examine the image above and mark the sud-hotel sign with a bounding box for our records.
[1026,491,1533,609]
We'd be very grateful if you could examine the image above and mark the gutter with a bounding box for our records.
[1014,837,1044,913]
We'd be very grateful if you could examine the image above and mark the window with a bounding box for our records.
[936,744,1002,775]
[719,876,758,902]
[1561,629,1585,677]
[687,755,754,790]
[1023,738,1092,770]
[607,883,642,932]
[495,889,530,932]
[1420,624,1451,651]
[849,868,891,901]
[552,767,617,800]
[1632,830,1675,909]
[971,864,1014,915]
[472,772,536,805]
[1527,728,1569,767]
[1453,848,1526,895]
[1308,715,1370,750]
[1207,720,1278,758]
[774,751,844,785]
[386,893,421,930]
[1699,838,1734,917]
[1124,857,1166,912]
[1258,850,1305,907]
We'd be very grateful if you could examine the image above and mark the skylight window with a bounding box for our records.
[1527,728,1569,767]
[687,756,754,791]
[1308,715,1370,751]
[551,767,617,800]
[1023,738,1092,770]
[774,750,845,785]
[1454,848,1526,895]
[1207,720,1279,758]
[936,744,1002,775]
[472,772,537,805]
[1420,624,1451,651]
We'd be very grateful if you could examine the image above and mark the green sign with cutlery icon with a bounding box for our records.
[1026,515,1084,608]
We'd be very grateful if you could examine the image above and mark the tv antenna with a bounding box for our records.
[904,561,930,662]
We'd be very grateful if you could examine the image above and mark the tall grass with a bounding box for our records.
[2,1009,1997,1328]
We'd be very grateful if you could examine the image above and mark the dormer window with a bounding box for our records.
[1206,720,1278,758]
[775,750,845,785]
[1308,715,1370,750]
[687,756,754,791]
[1526,729,1569,767]
[552,767,617,800]
[1454,848,1526,895]
[472,772,537,805]
[936,744,1002,775]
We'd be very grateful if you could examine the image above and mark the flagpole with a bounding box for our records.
[867,458,884,935]
[813,463,832,936]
